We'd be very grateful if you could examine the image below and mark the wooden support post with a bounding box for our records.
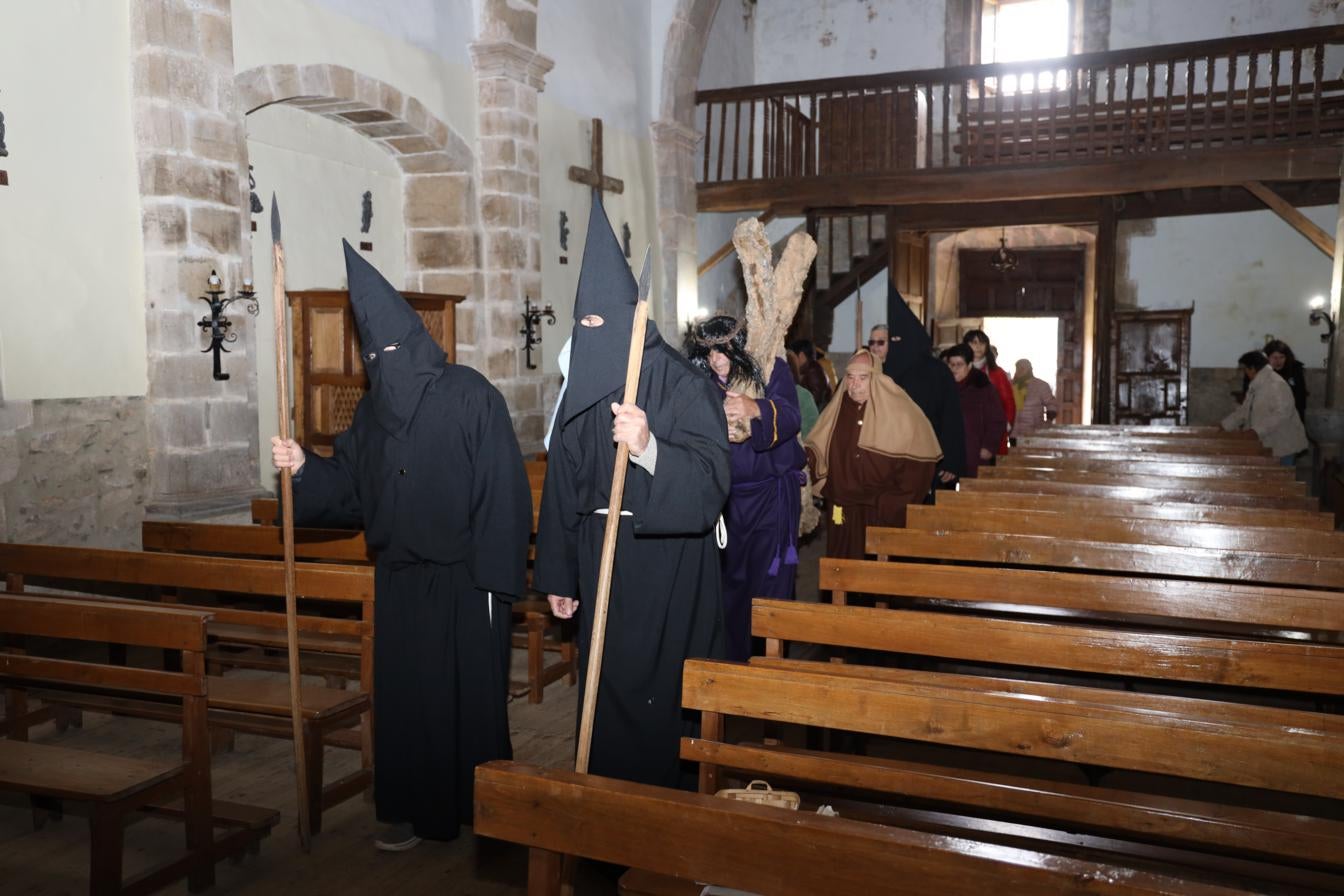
[1327,159,1344,409]
[1094,197,1119,424]
[1243,181,1334,258]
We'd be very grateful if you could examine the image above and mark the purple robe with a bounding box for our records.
[720,357,805,661]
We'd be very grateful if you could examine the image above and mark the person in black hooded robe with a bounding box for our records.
[535,195,730,790]
[883,282,966,490]
[270,242,531,850]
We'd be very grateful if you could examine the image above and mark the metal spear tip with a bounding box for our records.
[270,193,281,244]
[636,247,652,302]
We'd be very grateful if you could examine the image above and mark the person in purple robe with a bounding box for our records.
[685,315,804,661]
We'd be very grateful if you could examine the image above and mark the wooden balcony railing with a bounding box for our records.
[695,25,1344,186]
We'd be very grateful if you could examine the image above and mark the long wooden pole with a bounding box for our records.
[574,297,650,774]
[271,195,312,850]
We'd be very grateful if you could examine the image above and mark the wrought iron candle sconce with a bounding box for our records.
[197,270,259,381]
[520,296,556,371]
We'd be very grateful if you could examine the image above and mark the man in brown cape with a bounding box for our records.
[805,349,941,559]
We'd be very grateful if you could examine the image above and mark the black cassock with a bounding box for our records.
[534,341,730,789]
[292,364,531,840]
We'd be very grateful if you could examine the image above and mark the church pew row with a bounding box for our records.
[0,593,278,895]
[675,657,1344,893]
[1035,425,1254,439]
[905,505,1344,556]
[931,489,1336,531]
[957,476,1318,511]
[145,518,575,706]
[472,762,1249,896]
[1000,453,1297,481]
[864,527,1344,590]
[1014,435,1271,456]
[0,543,372,834]
[995,448,1278,467]
[978,464,1307,497]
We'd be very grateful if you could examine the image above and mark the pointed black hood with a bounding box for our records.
[882,280,934,380]
[343,240,444,434]
[560,194,655,424]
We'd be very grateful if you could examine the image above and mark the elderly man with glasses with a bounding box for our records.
[867,324,890,363]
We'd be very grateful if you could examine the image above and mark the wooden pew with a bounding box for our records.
[0,593,277,894]
[146,518,574,705]
[1000,453,1297,481]
[978,465,1307,498]
[473,762,1248,896]
[679,653,1344,891]
[1035,424,1253,439]
[958,476,1318,511]
[932,489,1336,531]
[996,448,1278,467]
[0,543,372,833]
[905,505,1344,555]
[865,527,1344,589]
[1015,435,1271,456]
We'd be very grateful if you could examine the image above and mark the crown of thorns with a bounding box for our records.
[688,311,745,348]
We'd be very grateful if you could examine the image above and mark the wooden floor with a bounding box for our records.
[0,535,827,895]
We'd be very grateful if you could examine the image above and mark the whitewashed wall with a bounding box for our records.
[753,0,944,84]
[1121,206,1338,369]
[245,105,406,485]
[0,0,147,400]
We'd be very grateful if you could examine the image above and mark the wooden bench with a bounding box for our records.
[865,526,1344,589]
[0,593,277,894]
[905,504,1344,555]
[0,543,372,834]
[1035,424,1253,439]
[978,464,1307,497]
[996,448,1278,466]
[473,761,1244,896]
[241,485,575,706]
[958,476,1318,511]
[932,488,1336,531]
[1015,435,1272,456]
[1000,453,1297,481]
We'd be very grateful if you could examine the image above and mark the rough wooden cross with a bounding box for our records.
[568,118,624,205]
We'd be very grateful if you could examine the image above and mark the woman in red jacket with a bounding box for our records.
[940,345,1005,478]
[963,329,1014,455]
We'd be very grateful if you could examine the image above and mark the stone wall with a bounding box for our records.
[133,0,259,518]
[471,0,554,453]
[0,399,149,548]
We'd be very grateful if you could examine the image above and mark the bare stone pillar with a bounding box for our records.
[651,119,702,333]
[132,0,257,516]
[470,4,554,453]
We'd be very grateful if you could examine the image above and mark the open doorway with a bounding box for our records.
[983,316,1059,392]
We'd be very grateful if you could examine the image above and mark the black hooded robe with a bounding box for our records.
[291,244,531,841]
[883,283,967,485]
[534,340,730,789]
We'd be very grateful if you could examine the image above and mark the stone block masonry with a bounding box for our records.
[0,399,150,548]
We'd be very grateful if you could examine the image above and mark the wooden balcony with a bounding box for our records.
[696,25,1344,213]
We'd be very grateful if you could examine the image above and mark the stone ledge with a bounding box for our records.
[468,39,554,91]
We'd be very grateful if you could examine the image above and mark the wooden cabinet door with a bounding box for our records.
[1110,307,1193,425]
[288,289,463,456]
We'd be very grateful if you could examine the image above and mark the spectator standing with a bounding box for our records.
[1010,358,1059,439]
[963,329,1015,454]
[942,344,1006,478]
[1222,350,1308,465]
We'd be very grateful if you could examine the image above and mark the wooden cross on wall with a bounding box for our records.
[568,118,624,205]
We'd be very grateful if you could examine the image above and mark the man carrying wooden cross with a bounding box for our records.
[271,243,532,851]
[537,195,730,789]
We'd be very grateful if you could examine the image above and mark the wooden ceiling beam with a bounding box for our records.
[1242,180,1336,258]
[697,145,1344,213]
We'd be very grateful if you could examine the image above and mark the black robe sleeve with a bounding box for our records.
[632,376,730,537]
[291,414,364,529]
[533,426,581,600]
[466,385,533,602]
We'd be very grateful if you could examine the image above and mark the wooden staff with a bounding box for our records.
[271,195,312,850]
[575,250,651,774]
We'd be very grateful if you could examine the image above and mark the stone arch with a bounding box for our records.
[652,0,721,331]
[234,64,481,345]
